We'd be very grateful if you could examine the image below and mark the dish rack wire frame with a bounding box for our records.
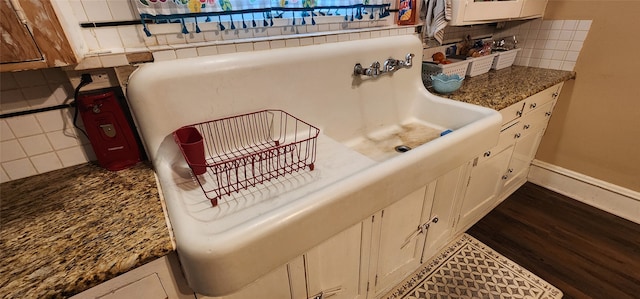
[466,53,499,77]
[422,59,470,87]
[491,48,521,70]
[176,110,320,206]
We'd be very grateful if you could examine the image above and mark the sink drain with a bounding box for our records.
[395,145,412,153]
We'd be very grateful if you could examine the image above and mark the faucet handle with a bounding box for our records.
[403,53,414,67]
[369,61,381,77]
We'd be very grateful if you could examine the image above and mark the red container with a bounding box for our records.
[76,90,141,171]
[174,126,207,175]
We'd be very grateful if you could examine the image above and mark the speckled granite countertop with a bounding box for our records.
[430,66,576,110]
[0,162,173,298]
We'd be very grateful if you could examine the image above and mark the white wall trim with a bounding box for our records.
[528,159,640,224]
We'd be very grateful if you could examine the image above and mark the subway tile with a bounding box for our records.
[82,0,113,22]
[176,47,198,59]
[577,20,592,31]
[534,40,546,49]
[300,37,314,46]
[326,34,338,43]
[148,23,183,35]
[313,36,327,45]
[338,33,350,42]
[540,20,553,30]
[217,44,237,54]
[23,85,58,108]
[2,158,37,180]
[6,115,43,138]
[1,120,14,141]
[203,30,222,42]
[561,61,576,71]
[57,146,91,167]
[379,30,390,37]
[0,167,9,183]
[562,20,578,31]
[573,30,588,42]
[266,27,282,37]
[186,32,206,43]
[266,39,287,50]
[555,40,570,51]
[565,51,580,62]
[30,152,63,174]
[537,29,549,39]
[94,28,124,50]
[548,60,563,70]
[542,49,555,59]
[221,29,240,40]
[118,26,147,48]
[235,42,254,52]
[359,31,371,39]
[349,33,360,40]
[41,68,68,84]
[68,0,88,23]
[36,110,69,133]
[46,130,80,150]
[329,23,341,31]
[552,50,566,60]
[106,0,136,21]
[12,70,47,88]
[305,24,318,33]
[544,40,558,50]
[318,24,330,32]
[164,33,187,45]
[81,29,102,52]
[569,41,584,51]
[152,50,177,61]
[558,30,573,41]
[531,49,543,59]
[0,90,29,113]
[18,135,53,156]
[370,30,381,38]
[237,28,254,39]
[196,45,219,56]
[0,73,18,90]
[285,38,300,47]
[389,29,400,36]
[1,139,26,162]
[538,59,551,69]
[252,28,269,38]
[550,20,564,30]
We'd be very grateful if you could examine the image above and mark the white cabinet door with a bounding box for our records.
[450,0,524,25]
[368,185,434,297]
[422,164,470,261]
[456,146,513,234]
[305,223,368,299]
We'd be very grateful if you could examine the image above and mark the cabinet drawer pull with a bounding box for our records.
[508,168,514,173]
[545,112,552,117]
[530,103,537,109]
[484,151,491,157]
[523,124,530,129]
[514,133,521,139]
[552,92,559,99]
[516,110,523,116]
[502,175,509,180]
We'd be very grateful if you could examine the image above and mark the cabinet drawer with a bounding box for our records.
[478,121,520,164]
[519,100,554,137]
[500,101,525,125]
[523,83,562,114]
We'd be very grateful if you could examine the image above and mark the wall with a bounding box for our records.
[534,0,640,192]
[0,69,95,182]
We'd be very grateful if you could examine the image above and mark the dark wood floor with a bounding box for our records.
[468,182,640,299]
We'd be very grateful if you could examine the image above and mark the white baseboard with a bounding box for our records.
[528,160,640,225]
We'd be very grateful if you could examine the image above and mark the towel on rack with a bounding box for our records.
[423,0,451,46]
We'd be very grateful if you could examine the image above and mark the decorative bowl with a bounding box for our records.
[430,74,464,94]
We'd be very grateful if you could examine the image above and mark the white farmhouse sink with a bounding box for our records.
[126,35,501,296]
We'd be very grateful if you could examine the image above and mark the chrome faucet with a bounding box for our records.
[354,61,381,78]
[354,53,414,78]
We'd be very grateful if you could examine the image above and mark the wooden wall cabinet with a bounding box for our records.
[449,0,548,26]
[1,0,77,72]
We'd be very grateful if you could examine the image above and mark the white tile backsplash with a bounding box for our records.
[0,69,95,181]
[81,0,113,22]
[106,0,136,21]
[2,158,37,180]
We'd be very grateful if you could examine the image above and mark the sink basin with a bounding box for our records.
[126,35,501,296]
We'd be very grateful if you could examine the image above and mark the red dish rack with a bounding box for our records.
[174,110,320,206]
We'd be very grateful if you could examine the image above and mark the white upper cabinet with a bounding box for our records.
[449,0,548,26]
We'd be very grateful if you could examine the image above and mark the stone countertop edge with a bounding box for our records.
[428,65,576,111]
[0,162,174,299]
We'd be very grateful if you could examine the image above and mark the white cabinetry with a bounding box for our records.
[449,0,547,26]
[455,83,562,234]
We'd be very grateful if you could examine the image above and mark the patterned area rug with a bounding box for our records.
[383,234,563,299]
